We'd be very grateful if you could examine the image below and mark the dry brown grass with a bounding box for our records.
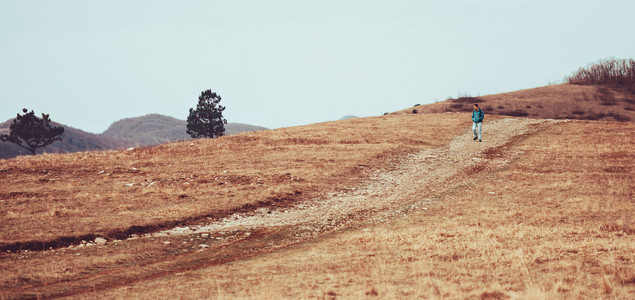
[1,113,632,299]
[0,113,480,298]
[395,83,635,122]
[0,113,467,248]
[90,120,634,299]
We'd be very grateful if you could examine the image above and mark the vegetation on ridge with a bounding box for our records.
[0,109,64,155]
[186,89,227,139]
[566,58,635,93]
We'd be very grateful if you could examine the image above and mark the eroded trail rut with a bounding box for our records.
[9,118,558,298]
[158,118,552,237]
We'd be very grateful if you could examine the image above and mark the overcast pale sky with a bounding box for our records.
[1,0,634,133]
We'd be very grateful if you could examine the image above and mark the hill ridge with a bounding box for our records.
[101,113,267,147]
[395,83,634,122]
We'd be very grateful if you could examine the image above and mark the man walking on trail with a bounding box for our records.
[472,104,484,142]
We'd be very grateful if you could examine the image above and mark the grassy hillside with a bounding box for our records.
[395,83,634,122]
[103,119,634,299]
[1,112,633,298]
[0,113,466,246]
[0,120,129,159]
[1,114,632,299]
[101,114,267,146]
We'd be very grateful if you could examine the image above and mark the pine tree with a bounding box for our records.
[0,109,65,155]
[186,90,227,138]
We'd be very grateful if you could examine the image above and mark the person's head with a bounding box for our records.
[473,104,479,110]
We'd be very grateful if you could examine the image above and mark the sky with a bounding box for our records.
[1,0,634,133]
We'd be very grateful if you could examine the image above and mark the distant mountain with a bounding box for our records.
[0,120,129,159]
[102,114,267,146]
[0,114,266,159]
[101,114,189,146]
[340,115,359,120]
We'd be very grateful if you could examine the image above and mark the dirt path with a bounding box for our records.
[7,118,559,298]
[154,118,555,238]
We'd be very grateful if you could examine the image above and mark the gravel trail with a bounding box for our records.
[154,118,557,238]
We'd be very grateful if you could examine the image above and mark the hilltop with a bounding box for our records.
[395,83,634,122]
[102,114,267,146]
[0,114,267,159]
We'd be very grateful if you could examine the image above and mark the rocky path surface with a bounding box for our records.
[154,118,555,240]
[7,118,560,299]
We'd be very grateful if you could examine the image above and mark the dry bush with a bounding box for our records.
[451,96,485,104]
[580,112,631,122]
[499,110,529,117]
[566,58,635,93]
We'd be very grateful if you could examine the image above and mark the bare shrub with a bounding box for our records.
[582,113,605,121]
[580,112,631,122]
[449,103,464,110]
[484,105,493,111]
[571,111,585,115]
[497,106,505,109]
[589,86,619,106]
[598,86,611,95]
[599,99,618,106]
[625,107,634,111]
[609,113,631,122]
[452,96,485,104]
[566,58,635,93]
[499,110,529,117]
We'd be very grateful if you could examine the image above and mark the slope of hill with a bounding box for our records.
[1,114,633,299]
[101,114,267,146]
[1,112,633,299]
[0,120,129,159]
[225,122,268,136]
[395,83,635,122]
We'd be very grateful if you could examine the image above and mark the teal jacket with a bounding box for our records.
[472,108,484,123]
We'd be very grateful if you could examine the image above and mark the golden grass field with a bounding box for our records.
[85,120,634,299]
[0,114,465,246]
[1,113,469,298]
[1,85,634,299]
